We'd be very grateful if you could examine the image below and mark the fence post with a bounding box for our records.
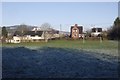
[83,34,85,43]
[100,36,102,43]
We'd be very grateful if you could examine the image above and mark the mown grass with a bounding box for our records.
[2,39,118,50]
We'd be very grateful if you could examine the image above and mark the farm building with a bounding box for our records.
[70,24,83,39]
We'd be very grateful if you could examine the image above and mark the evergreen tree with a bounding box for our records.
[107,17,120,40]
[114,17,120,26]
[2,26,8,38]
[2,26,8,43]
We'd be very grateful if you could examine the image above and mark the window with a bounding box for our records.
[33,39,36,41]
[98,28,102,32]
[74,34,77,37]
[75,30,77,32]
[73,29,77,32]
[92,28,96,32]
[31,35,35,37]
[16,40,19,41]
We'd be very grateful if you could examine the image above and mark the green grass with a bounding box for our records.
[2,39,118,50]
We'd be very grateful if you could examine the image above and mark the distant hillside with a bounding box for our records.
[5,25,37,31]
[1,25,70,36]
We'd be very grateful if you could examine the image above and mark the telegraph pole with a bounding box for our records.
[100,36,102,43]
[60,24,62,39]
[83,34,85,43]
[60,24,62,31]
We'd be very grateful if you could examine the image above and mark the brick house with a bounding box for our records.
[70,24,83,39]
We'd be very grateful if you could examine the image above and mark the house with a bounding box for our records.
[70,24,83,39]
[11,36,21,43]
[91,27,102,37]
[32,27,60,39]
[10,28,60,43]
[24,31,44,42]
[10,31,23,43]
[9,30,44,43]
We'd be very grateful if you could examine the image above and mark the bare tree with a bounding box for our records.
[16,24,29,34]
[85,29,91,37]
[41,23,51,31]
[16,24,29,42]
[41,23,53,42]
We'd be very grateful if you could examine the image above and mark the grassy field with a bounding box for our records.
[2,40,119,78]
[2,39,118,55]
[2,39,118,49]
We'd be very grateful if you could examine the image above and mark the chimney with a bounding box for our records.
[75,24,78,27]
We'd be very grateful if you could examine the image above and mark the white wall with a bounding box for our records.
[12,36,21,43]
[30,36,44,40]
[91,32,102,36]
